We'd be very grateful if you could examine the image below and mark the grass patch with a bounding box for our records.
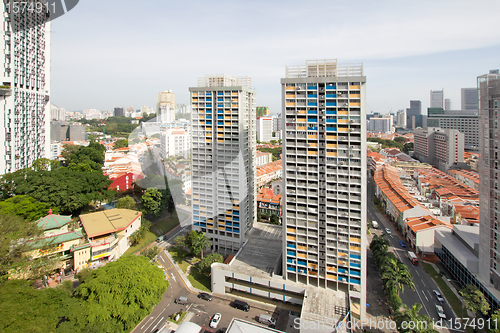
[422,262,464,317]
[168,247,191,273]
[155,213,181,235]
[167,310,187,324]
[187,266,211,292]
[123,230,157,256]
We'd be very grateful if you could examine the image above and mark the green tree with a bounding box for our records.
[141,188,163,217]
[198,253,223,274]
[32,158,60,171]
[174,234,188,249]
[270,140,277,145]
[270,214,280,225]
[380,258,415,295]
[0,195,58,221]
[66,141,106,172]
[459,284,490,315]
[394,136,406,144]
[490,309,500,333]
[116,196,136,209]
[141,246,161,260]
[394,303,437,333]
[113,139,128,149]
[129,218,152,246]
[187,231,212,259]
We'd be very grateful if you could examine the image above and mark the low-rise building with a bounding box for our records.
[404,215,452,254]
[256,187,282,218]
[79,209,142,265]
[448,169,480,191]
[256,150,273,167]
[256,160,282,188]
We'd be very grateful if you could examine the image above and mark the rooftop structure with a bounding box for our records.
[80,209,142,238]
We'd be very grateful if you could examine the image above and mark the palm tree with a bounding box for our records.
[381,258,415,295]
[190,231,212,259]
[394,303,437,333]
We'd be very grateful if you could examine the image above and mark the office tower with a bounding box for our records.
[256,106,270,117]
[160,127,191,158]
[281,59,366,317]
[445,98,452,110]
[406,100,421,129]
[256,116,273,142]
[114,107,125,117]
[190,75,256,255]
[0,7,51,174]
[478,70,500,289]
[431,89,444,108]
[414,127,464,171]
[461,88,479,110]
[367,116,393,134]
[427,108,479,149]
[396,109,406,127]
[157,90,175,123]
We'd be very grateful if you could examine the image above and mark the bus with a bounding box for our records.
[407,251,418,265]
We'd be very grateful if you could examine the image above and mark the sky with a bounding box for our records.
[51,0,500,115]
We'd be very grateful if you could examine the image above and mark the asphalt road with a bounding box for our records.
[367,176,461,330]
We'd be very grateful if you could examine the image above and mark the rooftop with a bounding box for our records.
[227,318,283,333]
[406,215,452,232]
[79,209,142,238]
[36,210,72,231]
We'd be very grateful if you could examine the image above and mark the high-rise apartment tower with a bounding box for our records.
[190,75,256,255]
[281,59,367,317]
[478,70,500,289]
[0,5,51,174]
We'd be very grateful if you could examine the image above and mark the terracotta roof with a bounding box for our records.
[454,204,480,221]
[406,215,452,232]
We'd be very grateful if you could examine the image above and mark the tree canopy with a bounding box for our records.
[0,195,57,222]
[459,284,490,315]
[198,253,223,274]
[115,196,136,210]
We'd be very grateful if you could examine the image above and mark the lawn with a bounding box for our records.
[167,310,187,324]
[123,230,157,256]
[168,247,190,273]
[187,266,211,292]
[422,262,464,317]
[154,212,181,235]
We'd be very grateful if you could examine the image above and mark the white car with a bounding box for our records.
[385,228,391,234]
[435,304,446,319]
[210,313,222,328]
[433,290,445,303]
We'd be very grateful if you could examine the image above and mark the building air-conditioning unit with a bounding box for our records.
[344,103,349,106]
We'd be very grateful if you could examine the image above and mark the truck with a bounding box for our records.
[372,221,379,229]
[407,251,418,265]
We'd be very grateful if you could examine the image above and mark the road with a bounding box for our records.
[367,176,460,330]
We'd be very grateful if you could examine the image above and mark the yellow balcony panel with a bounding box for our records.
[350,246,361,251]
[193,195,199,198]
[199,121,205,125]
[338,111,349,115]
[225,210,231,214]
[327,135,337,140]
[308,143,318,147]
[232,200,239,204]
[308,134,318,139]
[297,253,307,258]
[206,127,212,131]
[308,271,318,276]
[225,116,231,120]
[206,139,212,143]
[308,263,318,269]
[286,228,296,233]
[218,133,224,137]
[200,212,206,216]
[199,115,205,119]
[206,224,213,229]
[297,118,306,122]
[231,104,238,108]
[192,93,198,97]
[207,219,213,223]
[327,266,337,272]
[218,139,224,143]
[297,110,307,114]
[200,207,206,210]
[350,94,361,98]
[225,122,231,126]
[297,126,307,131]
[287,235,296,241]
[327,144,337,148]
[218,226,225,230]
[326,152,337,157]
[231,98,238,102]
[337,119,349,124]
[297,245,307,250]
[219,221,225,225]
[218,127,224,131]
[225,110,231,114]
[307,150,318,155]
[193,200,199,204]
[327,274,337,280]
[231,92,238,96]
[338,252,347,257]
[350,237,361,243]
[199,110,205,113]
[349,85,360,90]
[286,94,295,98]
[286,102,296,106]
[350,102,361,106]
[206,133,211,136]
[286,86,296,91]
[226,216,232,220]
[338,127,349,132]
[232,206,239,210]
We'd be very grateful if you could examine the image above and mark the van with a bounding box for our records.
[233,299,250,311]
[259,314,276,327]
[175,296,188,305]
[372,221,379,229]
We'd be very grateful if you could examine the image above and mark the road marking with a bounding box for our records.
[171,273,176,282]
[415,270,420,276]
[151,316,164,332]
[394,250,401,261]
[414,289,432,317]
[141,317,153,329]
[422,280,426,287]
[422,290,429,302]
[159,256,164,262]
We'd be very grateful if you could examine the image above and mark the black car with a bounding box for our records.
[198,292,212,301]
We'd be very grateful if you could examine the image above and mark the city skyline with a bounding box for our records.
[50,0,500,114]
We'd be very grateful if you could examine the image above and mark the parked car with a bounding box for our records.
[433,290,445,303]
[175,296,188,305]
[259,314,276,327]
[233,299,250,311]
[385,228,392,234]
[198,292,212,301]
[210,313,222,328]
[399,240,406,248]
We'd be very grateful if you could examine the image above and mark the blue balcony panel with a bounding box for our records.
[326,127,337,131]
[326,102,337,106]
[287,267,297,272]
[326,85,337,90]
[287,243,297,249]
[326,119,336,123]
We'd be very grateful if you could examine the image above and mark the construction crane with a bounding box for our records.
[100,118,108,134]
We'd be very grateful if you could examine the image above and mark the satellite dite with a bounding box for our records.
[5,0,80,32]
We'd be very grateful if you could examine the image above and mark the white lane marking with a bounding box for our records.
[394,250,402,261]
[422,290,429,302]
[141,317,153,329]
[171,273,176,282]
[415,270,420,276]
[422,280,426,287]
[414,289,432,317]
[159,256,164,262]
[151,316,164,332]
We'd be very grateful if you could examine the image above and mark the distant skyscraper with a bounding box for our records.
[396,109,406,127]
[157,90,176,123]
[282,59,367,317]
[114,107,125,117]
[256,116,273,142]
[368,117,393,133]
[140,105,151,116]
[0,6,51,174]
[190,75,256,255]
[461,88,479,110]
[478,70,500,290]
[427,108,479,149]
[430,89,444,108]
[445,98,452,110]
[406,100,421,129]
